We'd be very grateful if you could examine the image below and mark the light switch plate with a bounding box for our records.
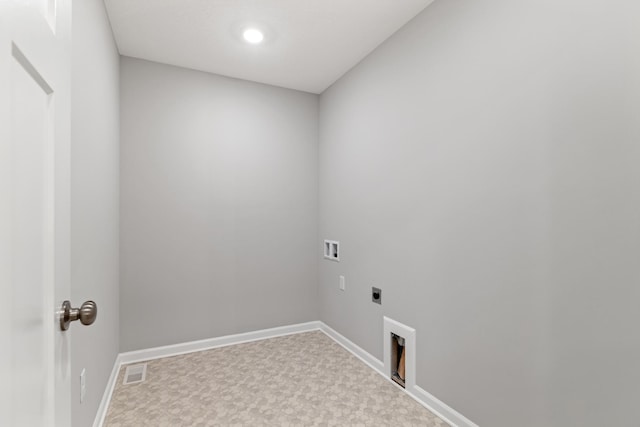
[339,275,345,291]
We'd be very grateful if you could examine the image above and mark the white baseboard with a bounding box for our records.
[92,352,123,427]
[93,320,477,427]
[408,385,479,427]
[93,321,321,426]
[118,321,322,365]
[318,321,477,427]
[318,322,384,374]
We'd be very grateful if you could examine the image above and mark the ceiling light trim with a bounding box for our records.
[243,28,264,44]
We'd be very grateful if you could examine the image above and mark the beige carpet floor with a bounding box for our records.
[104,331,448,426]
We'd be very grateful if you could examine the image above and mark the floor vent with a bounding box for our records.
[123,363,147,385]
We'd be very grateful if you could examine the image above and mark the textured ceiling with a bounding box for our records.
[104,0,433,93]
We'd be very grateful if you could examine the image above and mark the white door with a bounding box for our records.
[0,0,72,426]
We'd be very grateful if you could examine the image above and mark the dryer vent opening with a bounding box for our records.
[384,317,415,391]
[390,333,406,388]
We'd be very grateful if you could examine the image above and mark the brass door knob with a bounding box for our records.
[60,300,97,331]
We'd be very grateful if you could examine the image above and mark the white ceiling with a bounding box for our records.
[103,0,433,94]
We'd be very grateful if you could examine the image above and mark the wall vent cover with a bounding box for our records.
[123,363,147,385]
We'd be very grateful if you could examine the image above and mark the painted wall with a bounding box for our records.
[119,57,319,351]
[318,1,640,426]
[70,0,120,426]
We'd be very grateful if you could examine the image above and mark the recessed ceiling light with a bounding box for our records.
[243,28,264,44]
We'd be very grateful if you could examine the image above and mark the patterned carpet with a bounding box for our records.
[104,331,448,426]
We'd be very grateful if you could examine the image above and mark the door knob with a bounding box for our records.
[60,300,97,331]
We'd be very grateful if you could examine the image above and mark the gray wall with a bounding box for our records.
[70,0,120,426]
[119,57,319,351]
[318,1,640,426]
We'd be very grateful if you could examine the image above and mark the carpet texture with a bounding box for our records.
[104,331,448,426]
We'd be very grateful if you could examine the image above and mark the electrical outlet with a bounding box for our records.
[80,368,86,403]
[372,287,382,304]
[339,275,345,291]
